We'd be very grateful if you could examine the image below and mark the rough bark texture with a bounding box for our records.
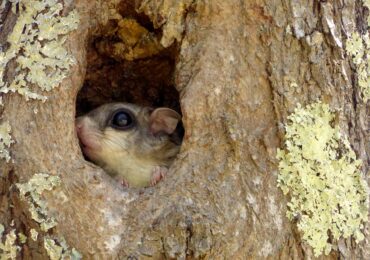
[0,0,368,259]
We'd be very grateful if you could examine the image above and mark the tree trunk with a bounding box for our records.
[0,0,369,259]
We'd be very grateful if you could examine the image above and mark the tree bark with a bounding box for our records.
[0,0,368,259]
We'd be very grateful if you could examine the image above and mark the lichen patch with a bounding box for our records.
[44,237,82,260]
[0,0,79,101]
[16,173,61,232]
[277,102,369,257]
[346,31,370,102]
[0,121,14,162]
[0,227,20,260]
[364,0,370,26]
[30,229,38,241]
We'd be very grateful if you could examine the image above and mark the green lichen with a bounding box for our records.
[0,227,20,260]
[277,102,369,257]
[30,229,38,241]
[44,237,82,260]
[0,225,4,237]
[364,0,370,26]
[0,121,14,162]
[16,176,82,258]
[44,238,63,260]
[17,233,27,244]
[16,173,61,232]
[0,0,79,101]
[345,31,370,102]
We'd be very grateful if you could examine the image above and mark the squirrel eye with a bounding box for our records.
[111,110,134,129]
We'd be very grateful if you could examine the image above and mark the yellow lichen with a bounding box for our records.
[0,0,79,101]
[345,31,370,102]
[16,173,61,232]
[364,0,370,26]
[17,233,27,244]
[0,227,20,260]
[0,121,14,162]
[44,237,82,260]
[44,238,63,260]
[14,173,81,258]
[277,102,369,257]
[30,229,38,241]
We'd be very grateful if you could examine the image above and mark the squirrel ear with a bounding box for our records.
[149,108,181,135]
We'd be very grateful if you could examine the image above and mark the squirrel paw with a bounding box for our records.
[150,166,168,186]
[116,177,129,188]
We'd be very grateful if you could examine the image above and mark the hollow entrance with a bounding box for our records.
[76,3,180,116]
[75,3,182,188]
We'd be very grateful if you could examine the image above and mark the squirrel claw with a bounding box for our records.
[150,166,168,186]
[118,178,129,188]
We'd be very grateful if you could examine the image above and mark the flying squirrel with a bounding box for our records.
[75,103,183,188]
